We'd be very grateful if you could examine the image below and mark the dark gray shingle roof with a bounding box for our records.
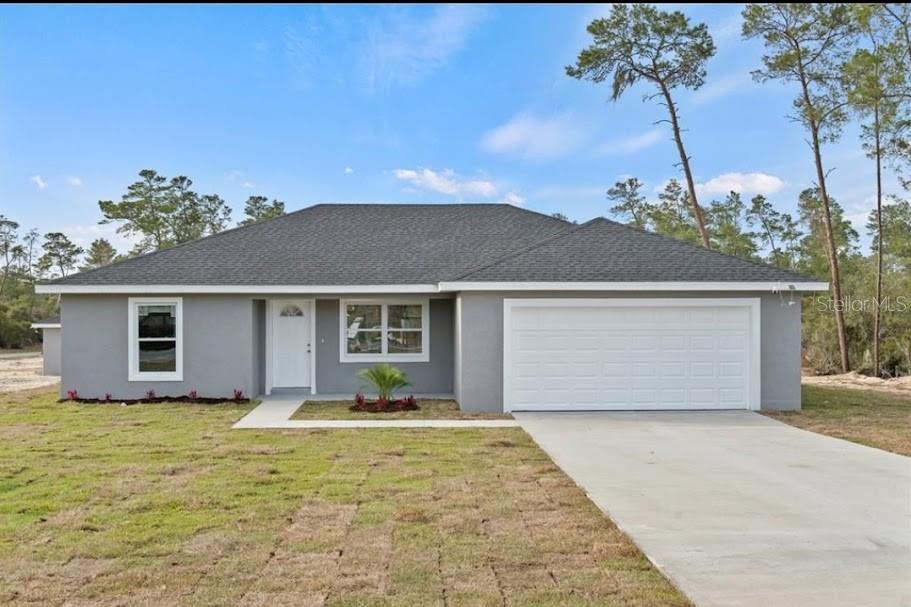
[47,205,818,287]
[451,217,817,283]
[50,204,570,285]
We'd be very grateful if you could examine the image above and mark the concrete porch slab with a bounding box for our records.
[232,391,518,429]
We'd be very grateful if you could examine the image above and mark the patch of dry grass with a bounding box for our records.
[766,385,911,456]
[291,399,512,420]
[0,389,689,606]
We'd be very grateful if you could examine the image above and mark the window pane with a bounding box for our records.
[346,304,381,337]
[388,330,423,354]
[388,304,423,329]
[280,304,303,317]
[138,304,176,338]
[347,331,382,354]
[139,340,176,372]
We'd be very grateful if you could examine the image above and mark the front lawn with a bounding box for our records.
[292,398,512,420]
[0,389,688,606]
[765,385,911,456]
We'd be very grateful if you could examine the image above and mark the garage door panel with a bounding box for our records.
[719,361,745,377]
[505,300,757,411]
[659,334,687,351]
[660,362,687,378]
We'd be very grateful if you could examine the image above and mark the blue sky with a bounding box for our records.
[0,4,895,253]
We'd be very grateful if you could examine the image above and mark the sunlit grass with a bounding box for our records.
[0,389,689,606]
[766,385,911,456]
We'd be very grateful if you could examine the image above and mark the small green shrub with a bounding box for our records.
[355,364,410,401]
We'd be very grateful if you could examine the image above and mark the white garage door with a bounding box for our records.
[504,299,760,411]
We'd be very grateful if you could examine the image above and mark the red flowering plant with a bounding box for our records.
[351,365,419,412]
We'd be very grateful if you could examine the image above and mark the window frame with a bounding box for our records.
[128,297,184,382]
[339,298,430,363]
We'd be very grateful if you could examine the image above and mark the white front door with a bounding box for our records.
[272,300,311,388]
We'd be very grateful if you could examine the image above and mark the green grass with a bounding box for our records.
[0,388,689,607]
[291,399,512,420]
[765,385,911,456]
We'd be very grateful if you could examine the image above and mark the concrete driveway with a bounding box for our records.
[516,411,911,607]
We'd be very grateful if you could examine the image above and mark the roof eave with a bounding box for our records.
[34,283,442,295]
[437,281,830,292]
[38,280,830,295]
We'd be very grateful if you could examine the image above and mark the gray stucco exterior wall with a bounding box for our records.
[60,295,257,399]
[454,291,803,413]
[760,296,802,409]
[41,327,61,376]
[252,299,265,396]
[314,298,454,395]
[59,290,800,410]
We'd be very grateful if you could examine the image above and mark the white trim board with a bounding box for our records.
[36,280,828,295]
[441,281,828,292]
[36,284,440,295]
[502,297,762,413]
[30,323,61,329]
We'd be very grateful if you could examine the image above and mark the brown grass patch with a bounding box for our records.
[767,385,911,456]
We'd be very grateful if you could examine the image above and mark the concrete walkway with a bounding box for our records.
[232,391,519,429]
[516,411,911,607]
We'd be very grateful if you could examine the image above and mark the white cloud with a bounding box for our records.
[360,5,487,93]
[690,73,752,106]
[344,167,354,175]
[66,176,83,187]
[481,112,587,161]
[63,223,139,254]
[393,168,497,197]
[225,171,255,189]
[500,192,525,206]
[710,13,743,45]
[30,175,47,190]
[696,172,785,195]
[595,129,663,155]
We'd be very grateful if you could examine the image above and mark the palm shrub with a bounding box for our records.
[356,364,410,402]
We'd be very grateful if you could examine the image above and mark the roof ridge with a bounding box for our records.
[447,217,601,281]
[602,218,821,282]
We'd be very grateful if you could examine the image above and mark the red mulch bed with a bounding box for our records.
[350,397,420,413]
[60,396,251,405]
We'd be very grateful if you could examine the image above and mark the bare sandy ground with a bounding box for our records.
[0,355,59,393]
[803,371,911,397]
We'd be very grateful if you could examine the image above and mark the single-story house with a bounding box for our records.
[37,204,827,412]
[30,316,61,376]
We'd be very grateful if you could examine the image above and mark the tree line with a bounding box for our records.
[0,170,285,348]
[568,3,911,377]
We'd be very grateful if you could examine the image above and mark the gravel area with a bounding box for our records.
[803,371,911,398]
[0,355,59,393]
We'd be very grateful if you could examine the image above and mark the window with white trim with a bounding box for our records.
[128,297,183,381]
[340,299,429,362]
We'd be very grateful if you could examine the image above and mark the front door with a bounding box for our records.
[272,300,311,388]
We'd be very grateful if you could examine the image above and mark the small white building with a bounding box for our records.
[31,316,61,376]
